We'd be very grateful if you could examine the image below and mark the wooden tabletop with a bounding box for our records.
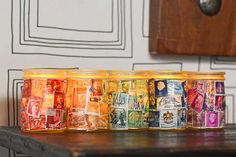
[0,126,236,157]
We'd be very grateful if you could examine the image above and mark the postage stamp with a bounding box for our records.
[181,96,187,108]
[196,80,206,94]
[149,95,156,110]
[22,79,31,97]
[85,115,98,131]
[29,115,46,130]
[215,96,225,111]
[136,80,148,95]
[148,79,155,95]
[157,95,182,110]
[42,91,54,110]
[191,93,204,113]
[177,108,187,128]
[167,80,183,95]
[107,80,119,93]
[27,97,42,118]
[206,81,215,95]
[155,80,168,97]
[99,102,109,115]
[53,92,64,109]
[193,111,205,128]
[67,110,86,130]
[206,111,219,128]
[182,81,187,97]
[204,94,215,111]
[47,109,64,129]
[31,80,47,98]
[187,109,193,127]
[47,79,64,93]
[121,80,133,93]
[97,114,109,129]
[128,110,142,128]
[91,79,103,96]
[21,112,29,130]
[160,109,177,128]
[111,93,129,108]
[128,95,138,110]
[188,88,198,107]
[219,111,225,128]
[109,107,127,129]
[72,88,88,108]
[142,112,149,128]
[21,97,29,113]
[148,111,160,128]
[137,94,148,112]
[85,96,100,116]
[215,81,225,94]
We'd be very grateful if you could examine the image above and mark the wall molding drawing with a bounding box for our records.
[132,62,183,71]
[11,0,133,58]
[211,57,236,70]
[142,0,149,38]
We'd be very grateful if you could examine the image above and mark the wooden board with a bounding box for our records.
[149,0,236,56]
[1,126,236,157]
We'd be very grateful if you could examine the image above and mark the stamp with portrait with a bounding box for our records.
[177,108,187,128]
[155,80,168,97]
[206,111,219,128]
[215,96,225,111]
[215,81,225,94]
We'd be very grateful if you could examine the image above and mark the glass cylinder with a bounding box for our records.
[148,71,188,130]
[66,70,109,132]
[187,72,225,129]
[108,70,149,131]
[20,69,67,133]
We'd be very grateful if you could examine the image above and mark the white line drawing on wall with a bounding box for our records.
[142,0,149,38]
[7,69,23,127]
[7,69,24,157]
[225,91,236,124]
[37,0,114,33]
[215,57,236,63]
[12,0,133,58]
[211,57,236,70]
[132,62,183,71]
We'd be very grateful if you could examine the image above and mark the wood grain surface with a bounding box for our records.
[1,126,236,157]
[149,0,236,56]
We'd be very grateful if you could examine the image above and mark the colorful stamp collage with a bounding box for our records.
[108,79,149,130]
[67,79,109,131]
[20,79,66,131]
[188,80,225,128]
[149,79,187,129]
[20,73,225,132]
[110,92,129,130]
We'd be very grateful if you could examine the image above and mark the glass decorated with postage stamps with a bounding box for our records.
[187,72,225,129]
[20,69,67,133]
[108,71,149,130]
[66,70,109,132]
[148,71,188,130]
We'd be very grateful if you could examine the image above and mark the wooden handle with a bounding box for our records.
[198,0,221,16]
